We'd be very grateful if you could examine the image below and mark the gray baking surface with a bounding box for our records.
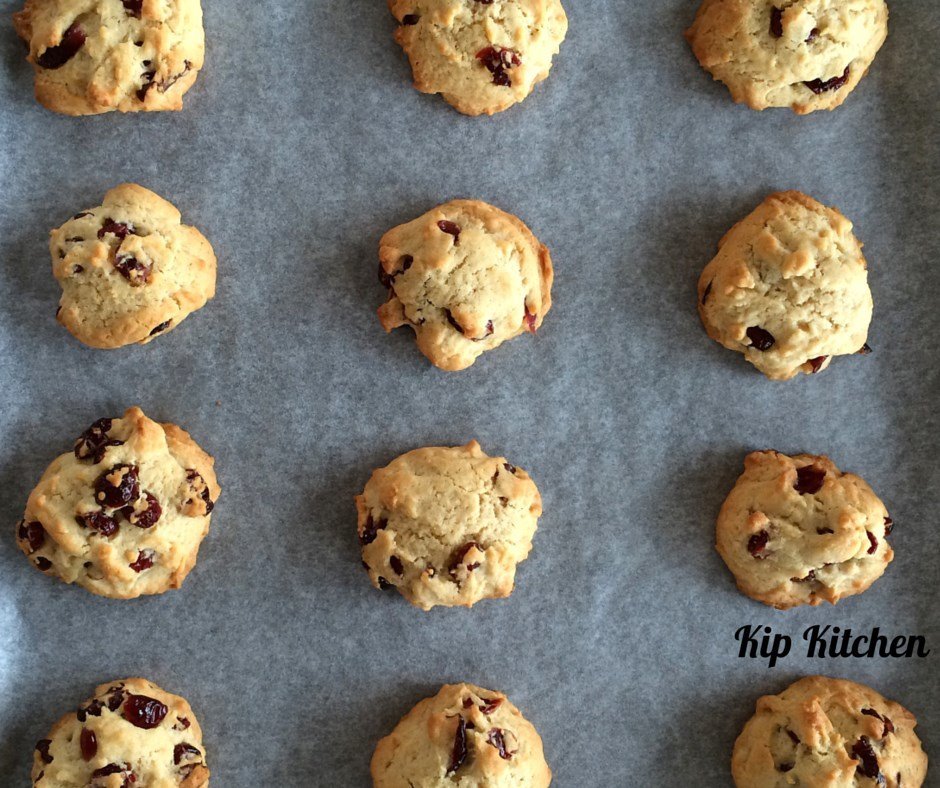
[0,1,937,785]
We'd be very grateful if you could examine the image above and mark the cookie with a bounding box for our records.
[378,199,553,371]
[17,406,220,599]
[32,677,209,787]
[51,184,216,349]
[14,0,205,116]
[371,683,551,787]
[387,0,568,116]
[685,0,889,114]
[732,675,927,787]
[716,451,893,609]
[356,441,542,611]
[698,191,872,380]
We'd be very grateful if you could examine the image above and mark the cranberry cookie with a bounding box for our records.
[14,0,205,116]
[356,441,542,611]
[378,199,552,371]
[716,451,893,609]
[32,677,209,787]
[733,676,927,787]
[698,191,872,380]
[372,683,551,787]
[51,184,216,349]
[686,0,889,114]
[17,406,220,598]
[387,0,568,115]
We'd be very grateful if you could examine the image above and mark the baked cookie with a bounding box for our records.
[356,441,542,610]
[14,0,205,116]
[378,200,553,371]
[387,0,568,116]
[716,451,893,609]
[51,184,216,349]
[372,683,551,787]
[685,0,889,114]
[732,676,927,787]
[32,677,209,787]
[17,406,220,598]
[698,191,872,380]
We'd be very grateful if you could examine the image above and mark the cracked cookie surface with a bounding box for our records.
[685,0,888,113]
[356,441,542,611]
[378,199,552,371]
[387,0,568,115]
[371,682,551,787]
[716,451,893,609]
[733,676,927,787]
[51,183,216,349]
[14,0,205,116]
[32,677,209,788]
[698,191,872,380]
[17,406,220,598]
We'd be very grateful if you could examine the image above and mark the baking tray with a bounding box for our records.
[0,1,938,784]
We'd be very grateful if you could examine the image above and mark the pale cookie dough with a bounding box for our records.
[685,0,889,114]
[356,441,542,610]
[733,676,927,787]
[378,199,552,371]
[372,683,551,787]
[14,0,205,116]
[32,677,209,787]
[698,191,873,380]
[51,183,216,349]
[17,406,220,598]
[716,450,893,609]
[387,0,568,115]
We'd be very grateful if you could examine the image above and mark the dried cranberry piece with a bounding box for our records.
[487,728,513,760]
[137,71,156,102]
[77,699,104,722]
[883,516,893,536]
[36,739,53,764]
[75,418,123,463]
[795,465,826,495]
[37,23,85,69]
[747,530,769,558]
[449,542,482,575]
[359,514,387,545]
[524,306,537,332]
[184,470,215,514]
[107,689,126,711]
[390,556,404,575]
[91,764,122,777]
[129,550,155,573]
[770,7,783,37]
[503,462,517,475]
[175,716,191,730]
[808,356,828,373]
[806,27,819,42]
[18,520,45,553]
[746,326,775,351]
[446,717,468,775]
[437,220,461,243]
[97,220,133,240]
[123,694,168,729]
[792,569,816,583]
[35,557,53,571]
[94,465,140,508]
[476,46,521,87]
[150,320,171,336]
[475,320,494,341]
[866,531,878,554]
[377,576,393,590]
[805,66,850,94]
[122,0,143,17]
[124,492,162,529]
[76,510,119,538]
[379,255,413,289]
[80,728,97,761]
[858,343,873,355]
[402,13,420,24]
[479,697,503,715]
[91,763,136,785]
[174,743,201,765]
[862,708,895,735]
[114,255,152,286]
[852,736,882,780]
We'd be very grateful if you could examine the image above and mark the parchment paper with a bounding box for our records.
[0,1,938,784]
